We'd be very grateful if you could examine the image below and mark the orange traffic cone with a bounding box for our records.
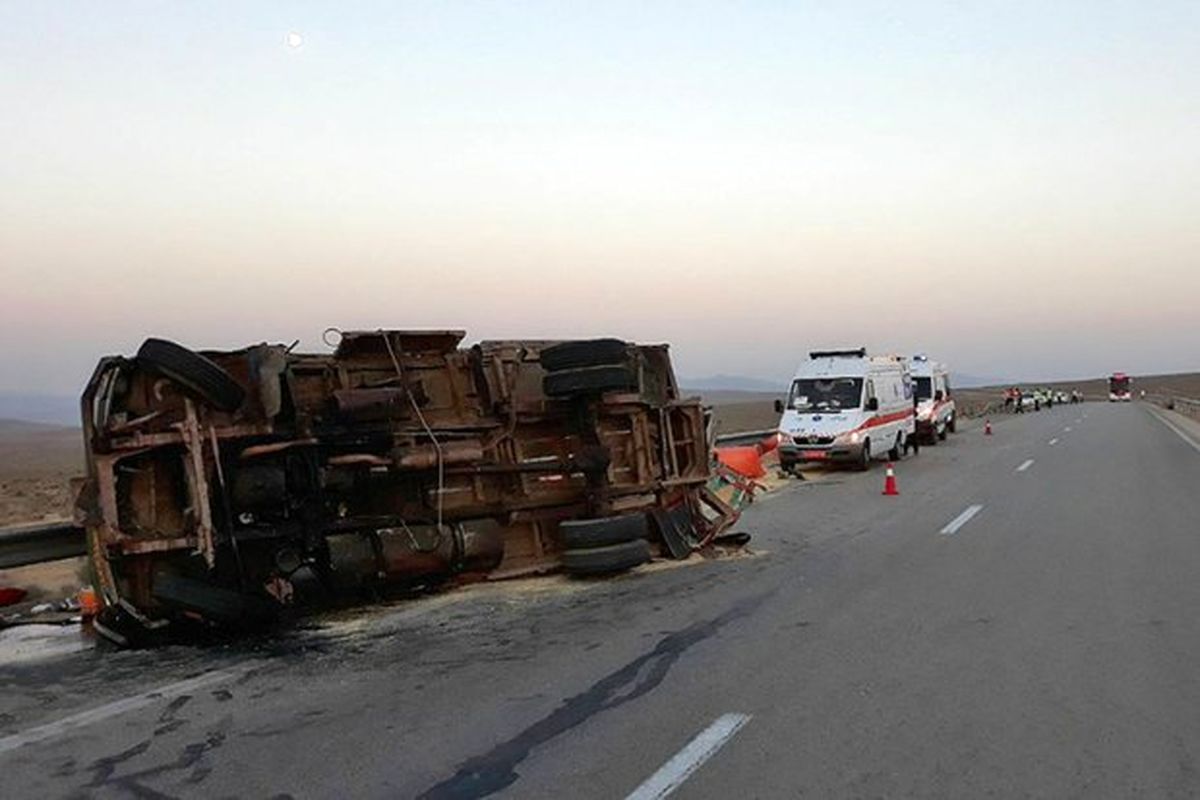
[882,463,899,496]
[984,419,993,436]
[78,586,100,619]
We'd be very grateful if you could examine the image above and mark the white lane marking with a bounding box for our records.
[626,713,751,800]
[1048,438,1059,446]
[1016,459,1035,472]
[0,663,255,756]
[940,505,984,536]
[1147,408,1200,454]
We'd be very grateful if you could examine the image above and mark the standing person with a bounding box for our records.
[909,393,921,455]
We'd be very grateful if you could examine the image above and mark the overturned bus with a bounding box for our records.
[76,330,735,644]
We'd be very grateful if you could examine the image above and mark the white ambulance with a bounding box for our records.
[909,355,957,443]
[774,348,917,472]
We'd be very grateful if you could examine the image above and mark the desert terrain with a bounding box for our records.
[0,420,83,526]
[2,372,1199,527]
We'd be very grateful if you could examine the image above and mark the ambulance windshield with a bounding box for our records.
[788,378,864,412]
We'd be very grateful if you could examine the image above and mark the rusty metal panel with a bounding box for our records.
[75,330,733,643]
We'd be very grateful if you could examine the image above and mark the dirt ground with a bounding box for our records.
[2,370,1199,526]
[0,420,83,526]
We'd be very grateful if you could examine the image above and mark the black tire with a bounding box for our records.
[93,605,161,649]
[855,440,871,471]
[137,338,245,412]
[926,427,939,445]
[151,573,275,625]
[937,424,948,441]
[152,573,249,622]
[540,339,630,372]
[562,540,651,575]
[544,364,637,397]
[560,513,648,549]
[888,435,902,462]
[947,415,957,433]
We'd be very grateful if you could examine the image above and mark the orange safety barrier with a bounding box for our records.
[715,445,767,479]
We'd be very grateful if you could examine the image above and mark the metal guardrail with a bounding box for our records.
[714,429,775,447]
[0,520,87,569]
[1146,394,1200,421]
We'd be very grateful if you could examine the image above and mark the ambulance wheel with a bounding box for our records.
[856,440,871,471]
[947,415,957,433]
[938,425,948,441]
[888,435,902,462]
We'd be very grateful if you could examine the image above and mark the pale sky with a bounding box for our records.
[2,1,1198,394]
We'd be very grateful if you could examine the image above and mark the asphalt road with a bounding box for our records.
[3,402,1200,799]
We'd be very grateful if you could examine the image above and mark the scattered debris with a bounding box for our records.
[0,623,94,665]
[0,586,27,606]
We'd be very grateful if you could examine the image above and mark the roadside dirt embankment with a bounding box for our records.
[0,420,82,526]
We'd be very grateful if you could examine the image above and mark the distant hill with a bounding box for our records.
[684,371,1015,392]
[0,418,78,434]
[0,393,79,426]
[961,371,1200,396]
[680,374,784,393]
[952,373,1013,389]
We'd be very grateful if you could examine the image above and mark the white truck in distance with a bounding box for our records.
[774,348,917,473]
[910,355,957,443]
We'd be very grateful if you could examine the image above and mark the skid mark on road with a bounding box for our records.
[625,713,751,800]
[0,664,255,757]
[940,505,984,536]
[1016,459,1035,473]
[417,591,774,799]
